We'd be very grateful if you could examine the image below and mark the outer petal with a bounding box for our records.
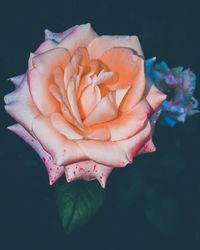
[4,74,40,132]
[145,84,167,111]
[32,115,87,166]
[138,109,161,154]
[88,35,143,59]
[28,48,71,116]
[8,74,25,88]
[65,160,113,188]
[8,124,64,185]
[77,140,130,168]
[107,98,152,141]
[34,39,57,54]
[77,121,151,167]
[45,25,78,43]
[117,121,152,161]
[58,23,98,54]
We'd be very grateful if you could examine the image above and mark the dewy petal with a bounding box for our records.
[45,25,78,43]
[4,74,40,132]
[29,48,71,116]
[8,124,64,185]
[65,160,113,188]
[88,35,143,59]
[8,74,25,88]
[107,98,152,141]
[58,23,98,54]
[145,84,167,110]
[50,112,83,140]
[83,93,118,126]
[32,115,87,166]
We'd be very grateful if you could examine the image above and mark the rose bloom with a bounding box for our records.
[5,24,166,188]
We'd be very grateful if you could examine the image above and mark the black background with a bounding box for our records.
[0,1,200,249]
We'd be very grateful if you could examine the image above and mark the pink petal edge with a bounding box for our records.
[65,160,113,188]
[8,124,64,185]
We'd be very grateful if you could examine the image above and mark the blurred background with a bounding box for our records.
[0,0,200,249]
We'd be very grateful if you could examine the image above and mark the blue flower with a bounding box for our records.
[145,58,199,127]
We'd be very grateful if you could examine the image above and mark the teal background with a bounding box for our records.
[0,1,200,249]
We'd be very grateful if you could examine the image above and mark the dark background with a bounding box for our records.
[0,0,200,249]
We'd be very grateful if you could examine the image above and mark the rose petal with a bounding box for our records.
[32,115,87,166]
[86,124,111,141]
[117,121,152,161]
[50,112,83,140]
[65,160,113,188]
[45,25,78,43]
[115,87,130,107]
[78,84,101,119]
[88,35,143,59]
[100,48,146,111]
[4,74,40,132]
[83,93,118,126]
[8,124,64,185]
[29,48,71,116]
[58,23,98,54]
[77,138,130,168]
[34,39,57,54]
[119,61,146,112]
[145,84,167,110]
[8,74,25,88]
[107,98,152,141]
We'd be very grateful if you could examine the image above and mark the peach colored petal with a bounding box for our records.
[107,98,152,141]
[88,35,143,59]
[8,124,64,185]
[117,121,152,162]
[115,87,130,107]
[4,74,40,132]
[50,112,83,140]
[78,84,101,119]
[83,93,118,126]
[65,160,113,188]
[77,139,130,168]
[100,48,145,109]
[145,84,167,111]
[85,124,111,141]
[66,76,82,125]
[34,39,57,54]
[119,59,146,112]
[76,72,93,99]
[58,23,98,54]
[32,115,87,166]
[29,48,71,116]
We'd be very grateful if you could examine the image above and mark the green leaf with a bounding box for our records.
[54,178,104,234]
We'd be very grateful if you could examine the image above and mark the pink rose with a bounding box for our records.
[4,23,166,188]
